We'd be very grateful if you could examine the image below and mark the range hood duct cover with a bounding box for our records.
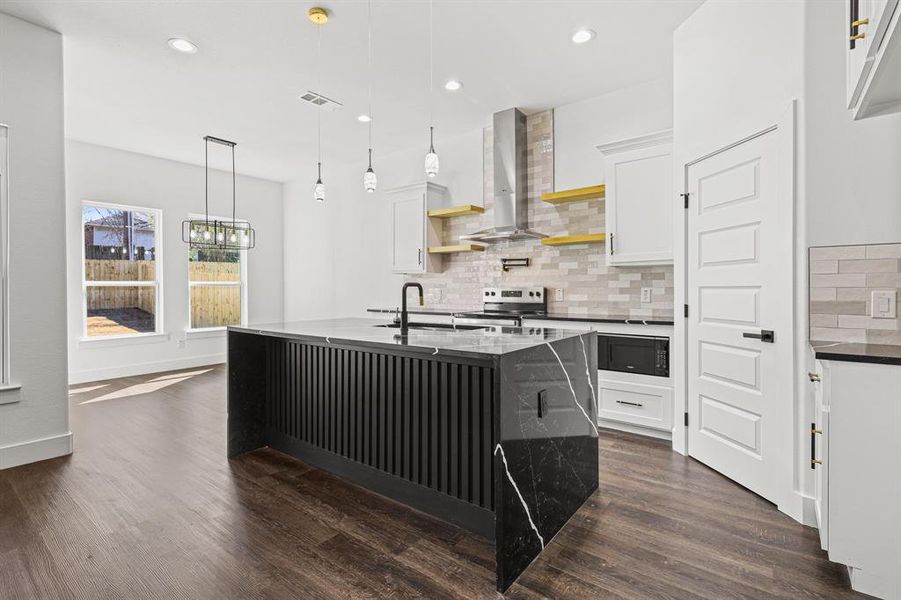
[460,108,547,243]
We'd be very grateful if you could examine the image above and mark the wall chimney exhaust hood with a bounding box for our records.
[460,108,547,243]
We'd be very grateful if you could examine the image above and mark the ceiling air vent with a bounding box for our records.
[297,91,343,111]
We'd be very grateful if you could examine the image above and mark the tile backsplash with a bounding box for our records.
[809,243,901,345]
[408,110,674,318]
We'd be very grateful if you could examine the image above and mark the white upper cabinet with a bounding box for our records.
[387,182,444,274]
[848,0,901,119]
[597,131,673,266]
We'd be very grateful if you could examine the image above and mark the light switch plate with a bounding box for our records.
[871,290,896,319]
[555,288,564,302]
[641,287,652,303]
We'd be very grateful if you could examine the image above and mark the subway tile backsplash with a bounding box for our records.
[407,110,674,318]
[809,243,901,345]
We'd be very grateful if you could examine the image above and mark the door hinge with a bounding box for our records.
[681,192,690,209]
[684,412,689,427]
[684,304,689,318]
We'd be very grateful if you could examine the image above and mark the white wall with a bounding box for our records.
[804,0,901,247]
[66,141,284,384]
[673,0,806,521]
[554,77,673,191]
[283,128,484,321]
[0,14,71,469]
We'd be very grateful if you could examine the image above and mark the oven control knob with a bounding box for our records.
[529,291,534,297]
[484,291,489,296]
[490,291,496,296]
[536,291,541,297]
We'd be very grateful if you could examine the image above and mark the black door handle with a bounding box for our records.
[743,330,775,343]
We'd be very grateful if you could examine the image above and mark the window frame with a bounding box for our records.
[80,200,164,341]
[185,213,248,333]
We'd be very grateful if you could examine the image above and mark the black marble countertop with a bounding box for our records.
[366,307,675,326]
[229,318,592,359]
[811,341,901,366]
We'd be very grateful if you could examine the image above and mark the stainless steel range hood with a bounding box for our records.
[460,108,547,243]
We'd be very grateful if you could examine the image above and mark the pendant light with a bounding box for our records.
[424,0,439,178]
[182,136,255,250]
[310,7,328,202]
[362,0,377,193]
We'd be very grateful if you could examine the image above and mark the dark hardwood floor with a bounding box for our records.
[0,365,864,599]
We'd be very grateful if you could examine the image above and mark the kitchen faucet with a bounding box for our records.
[401,282,424,332]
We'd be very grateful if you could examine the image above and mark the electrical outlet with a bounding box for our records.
[872,290,897,319]
[555,288,564,302]
[641,287,652,303]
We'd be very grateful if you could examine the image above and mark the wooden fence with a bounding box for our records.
[85,260,242,327]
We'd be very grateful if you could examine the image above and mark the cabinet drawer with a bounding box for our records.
[597,377,673,431]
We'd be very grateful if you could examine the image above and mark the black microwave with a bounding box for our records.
[597,334,669,378]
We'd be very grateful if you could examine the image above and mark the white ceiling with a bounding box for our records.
[0,0,701,182]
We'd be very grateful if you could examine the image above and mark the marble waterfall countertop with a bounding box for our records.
[229,318,592,360]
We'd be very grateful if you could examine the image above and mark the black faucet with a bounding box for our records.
[400,282,424,332]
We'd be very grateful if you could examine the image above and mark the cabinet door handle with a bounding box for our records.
[808,372,821,382]
[616,400,643,408]
[850,32,866,40]
[609,233,615,255]
[418,248,422,265]
[810,422,822,469]
[851,18,869,27]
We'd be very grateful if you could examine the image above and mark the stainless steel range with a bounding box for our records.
[453,287,547,327]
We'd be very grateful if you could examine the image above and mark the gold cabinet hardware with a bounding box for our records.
[851,18,870,27]
[808,372,821,382]
[850,33,866,41]
[811,459,823,467]
[811,428,823,435]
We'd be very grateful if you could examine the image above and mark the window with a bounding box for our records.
[82,202,162,338]
[188,216,247,330]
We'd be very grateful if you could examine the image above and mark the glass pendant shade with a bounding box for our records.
[363,167,377,193]
[363,148,377,193]
[424,126,439,178]
[314,161,325,203]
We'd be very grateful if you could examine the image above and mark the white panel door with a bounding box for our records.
[686,129,792,507]
[392,194,425,274]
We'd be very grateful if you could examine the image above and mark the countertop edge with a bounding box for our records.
[365,307,675,326]
[811,341,901,366]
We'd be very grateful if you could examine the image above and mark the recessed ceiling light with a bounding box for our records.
[571,29,596,44]
[168,38,198,54]
[357,114,372,123]
[444,80,463,91]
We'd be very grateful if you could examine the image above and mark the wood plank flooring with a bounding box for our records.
[0,365,864,599]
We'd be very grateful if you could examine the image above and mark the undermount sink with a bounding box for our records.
[374,322,488,332]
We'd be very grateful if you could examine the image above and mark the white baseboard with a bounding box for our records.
[0,431,73,470]
[68,353,226,385]
[598,418,673,441]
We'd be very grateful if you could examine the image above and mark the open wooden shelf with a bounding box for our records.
[427,244,486,254]
[541,185,606,204]
[541,233,606,247]
[427,205,486,218]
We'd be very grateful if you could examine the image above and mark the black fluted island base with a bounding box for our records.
[227,318,598,592]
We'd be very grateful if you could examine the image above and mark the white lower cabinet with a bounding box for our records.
[813,358,901,600]
[597,374,673,432]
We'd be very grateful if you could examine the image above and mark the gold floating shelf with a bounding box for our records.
[541,233,606,247]
[428,244,487,254]
[427,205,486,218]
[541,185,606,204]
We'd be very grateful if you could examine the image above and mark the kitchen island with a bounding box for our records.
[227,318,598,592]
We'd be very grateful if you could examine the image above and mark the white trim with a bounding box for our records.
[78,332,170,348]
[598,421,673,441]
[0,124,9,386]
[185,327,227,338]
[0,431,73,470]
[596,129,674,155]
[68,353,225,385]
[81,201,163,339]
